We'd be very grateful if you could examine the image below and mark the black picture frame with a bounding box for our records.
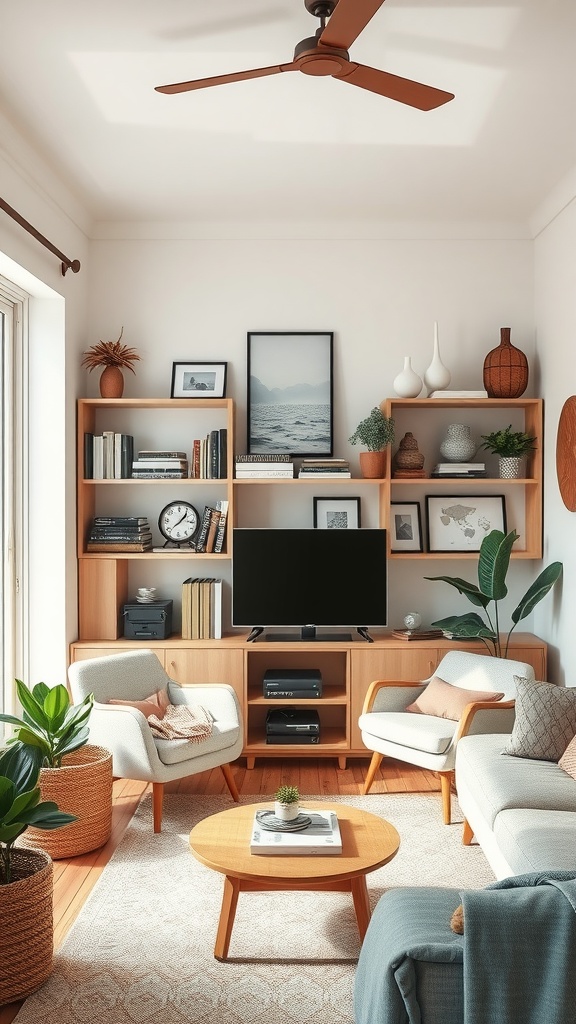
[426,494,507,553]
[390,502,423,552]
[171,361,227,399]
[313,496,361,529]
[247,331,334,455]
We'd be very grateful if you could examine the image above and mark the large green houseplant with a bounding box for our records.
[349,406,394,478]
[425,528,562,659]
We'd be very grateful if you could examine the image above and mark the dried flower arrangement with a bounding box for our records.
[81,327,140,373]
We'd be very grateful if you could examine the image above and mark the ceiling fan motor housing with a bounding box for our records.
[304,0,338,18]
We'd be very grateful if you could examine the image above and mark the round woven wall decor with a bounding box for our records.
[556,395,576,511]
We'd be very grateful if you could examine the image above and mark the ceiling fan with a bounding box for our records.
[155,0,454,111]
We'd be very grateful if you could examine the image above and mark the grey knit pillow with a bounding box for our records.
[503,676,576,762]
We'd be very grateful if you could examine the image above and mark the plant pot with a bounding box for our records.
[21,745,113,859]
[0,848,53,1006]
[274,800,300,821]
[499,456,523,479]
[359,450,386,479]
[99,364,124,398]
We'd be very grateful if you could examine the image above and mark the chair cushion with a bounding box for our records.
[406,675,504,721]
[359,711,456,755]
[503,676,576,761]
[109,687,170,720]
[559,734,576,780]
[154,719,241,765]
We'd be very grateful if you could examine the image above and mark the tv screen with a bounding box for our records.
[232,528,387,641]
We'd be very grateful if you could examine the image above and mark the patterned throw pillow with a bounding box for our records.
[503,676,576,761]
[559,734,576,780]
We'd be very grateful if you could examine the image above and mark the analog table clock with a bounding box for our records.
[158,501,200,548]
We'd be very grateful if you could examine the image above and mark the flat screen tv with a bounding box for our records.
[232,528,387,642]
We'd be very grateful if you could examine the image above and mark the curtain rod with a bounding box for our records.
[0,196,81,276]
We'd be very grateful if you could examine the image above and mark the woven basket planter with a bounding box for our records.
[0,848,53,1006]
[21,744,113,859]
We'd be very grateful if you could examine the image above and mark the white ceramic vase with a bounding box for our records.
[393,357,423,399]
[499,456,523,479]
[439,423,477,462]
[424,322,451,393]
[274,800,299,821]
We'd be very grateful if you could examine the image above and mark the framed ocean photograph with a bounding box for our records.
[247,332,334,456]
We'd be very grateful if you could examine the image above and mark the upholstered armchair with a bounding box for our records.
[358,650,535,823]
[68,649,243,832]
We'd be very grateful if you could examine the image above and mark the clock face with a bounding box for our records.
[158,502,200,544]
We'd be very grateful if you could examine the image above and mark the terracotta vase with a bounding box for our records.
[359,450,386,478]
[99,364,124,398]
[483,327,528,398]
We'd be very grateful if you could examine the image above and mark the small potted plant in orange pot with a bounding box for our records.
[81,327,140,397]
[349,406,395,478]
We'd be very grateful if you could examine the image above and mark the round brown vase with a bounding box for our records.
[359,450,386,479]
[21,745,113,859]
[99,364,124,398]
[483,327,528,398]
[0,848,53,1006]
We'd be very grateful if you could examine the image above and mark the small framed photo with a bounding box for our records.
[390,502,423,552]
[426,494,506,553]
[171,362,227,399]
[313,496,361,530]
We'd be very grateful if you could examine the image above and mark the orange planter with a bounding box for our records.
[359,450,386,479]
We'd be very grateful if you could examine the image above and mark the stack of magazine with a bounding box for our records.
[298,459,351,479]
[235,454,293,479]
[250,807,342,855]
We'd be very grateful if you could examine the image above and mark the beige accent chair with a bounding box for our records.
[68,649,243,832]
[358,650,534,824]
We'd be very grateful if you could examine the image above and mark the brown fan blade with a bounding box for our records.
[319,0,387,50]
[155,62,297,94]
[334,61,454,110]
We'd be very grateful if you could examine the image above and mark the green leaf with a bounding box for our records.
[15,678,50,731]
[0,821,27,844]
[511,561,563,623]
[42,684,71,732]
[0,744,42,792]
[0,777,16,820]
[20,805,77,829]
[32,682,51,704]
[430,612,497,640]
[477,529,517,600]
[54,726,90,760]
[424,575,491,610]
[11,727,50,756]
[3,787,40,824]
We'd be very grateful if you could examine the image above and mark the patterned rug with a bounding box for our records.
[14,792,494,1024]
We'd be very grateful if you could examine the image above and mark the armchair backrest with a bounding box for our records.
[434,650,535,701]
[68,649,172,704]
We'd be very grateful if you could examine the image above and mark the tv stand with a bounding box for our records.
[357,627,374,643]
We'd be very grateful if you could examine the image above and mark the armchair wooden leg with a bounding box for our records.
[363,752,383,795]
[220,763,240,802]
[462,818,474,846]
[152,782,164,833]
[439,772,453,825]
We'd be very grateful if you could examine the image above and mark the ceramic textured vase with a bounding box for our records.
[393,357,423,399]
[439,423,477,462]
[274,800,299,821]
[499,456,523,479]
[483,327,528,398]
[424,322,451,393]
[99,364,124,398]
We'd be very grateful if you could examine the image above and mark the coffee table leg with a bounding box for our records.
[350,876,371,940]
[214,875,240,961]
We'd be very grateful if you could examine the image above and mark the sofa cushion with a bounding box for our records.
[359,711,456,755]
[559,734,576,781]
[493,809,576,874]
[503,676,576,762]
[406,675,504,720]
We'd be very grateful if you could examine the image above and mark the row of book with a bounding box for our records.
[86,516,153,552]
[132,451,188,479]
[181,577,222,639]
[84,432,227,480]
[191,429,228,479]
[84,432,134,480]
[195,499,229,553]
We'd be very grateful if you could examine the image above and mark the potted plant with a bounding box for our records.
[0,746,76,1006]
[0,679,113,859]
[480,424,536,478]
[425,528,562,659]
[274,784,300,821]
[349,406,395,478]
[81,326,140,398]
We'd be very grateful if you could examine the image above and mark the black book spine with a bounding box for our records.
[209,430,219,479]
[120,434,134,478]
[218,428,228,479]
[84,433,94,479]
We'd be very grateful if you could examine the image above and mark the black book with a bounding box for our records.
[93,516,149,525]
[209,430,220,479]
[84,432,94,479]
[218,428,228,479]
[120,434,134,479]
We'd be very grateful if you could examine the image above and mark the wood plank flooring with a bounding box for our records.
[0,756,439,1023]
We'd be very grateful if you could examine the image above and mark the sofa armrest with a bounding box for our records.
[362,679,428,715]
[455,699,515,742]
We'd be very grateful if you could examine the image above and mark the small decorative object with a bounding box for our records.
[483,327,529,398]
[425,494,507,553]
[392,431,425,478]
[439,423,477,463]
[171,361,227,399]
[274,784,300,821]
[391,502,423,552]
[393,356,423,398]
[556,395,576,511]
[348,406,395,479]
[425,528,562,658]
[403,612,422,630]
[313,496,360,529]
[136,587,157,603]
[424,321,451,393]
[81,327,140,399]
[158,501,200,548]
[480,424,536,479]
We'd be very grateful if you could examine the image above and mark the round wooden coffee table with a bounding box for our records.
[189,800,400,960]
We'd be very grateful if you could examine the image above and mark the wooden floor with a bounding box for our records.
[1,756,439,1023]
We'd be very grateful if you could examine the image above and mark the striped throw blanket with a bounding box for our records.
[148,704,213,742]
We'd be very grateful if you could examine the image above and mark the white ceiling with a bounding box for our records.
[1,0,576,227]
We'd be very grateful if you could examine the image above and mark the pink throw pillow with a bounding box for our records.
[109,687,170,720]
[406,675,504,721]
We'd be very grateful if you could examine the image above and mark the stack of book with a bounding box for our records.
[431,462,487,478]
[191,429,228,479]
[235,454,294,479]
[250,808,342,855]
[181,577,223,639]
[86,516,153,552]
[391,628,444,641]
[84,432,134,480]
[131,451,189,479]
[298,459,351,479]
[195,499,229,553]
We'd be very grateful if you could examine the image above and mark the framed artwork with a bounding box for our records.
[247,331,333,455]
[171,362,227,399]
[426,494,506,553]
[313,496,361,529]
[390,502,423,552]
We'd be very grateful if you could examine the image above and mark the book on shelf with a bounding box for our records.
[93,434,104,479]
[84,432,93,479]
[118,434,134,478]
[434,462,486,472]
[391,628,444,641]
[250,809,342,856]
[428,390,488,399]
[235,468,294,478]
[182,576,222,639]
[131,471,188,479]
[195,505,216,553]
[189,428,228,479]
[89,530,152,542]
[298,470,351,478]
[213,499,229,554]
[137,450,188,460]
[218,428,228,479]
[235,453,291,463]
[300,459,349,467]
[93,516,149,525]
[103,430,115,479]
[205,507,221,554]
[86,540,153,552]
[132,458,188,468]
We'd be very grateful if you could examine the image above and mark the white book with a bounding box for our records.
[429,390,488,398]
[250,809,342,856]
[92,434,104,479]
[210,579,222,640]
[114,432,123,479]
[298,471,352,478]
[236,469,294,478]
[234,463,293,472]
[103,430,115,478]
[435,462,485,471]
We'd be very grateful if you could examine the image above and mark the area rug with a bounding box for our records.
[14,793,493,1024]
